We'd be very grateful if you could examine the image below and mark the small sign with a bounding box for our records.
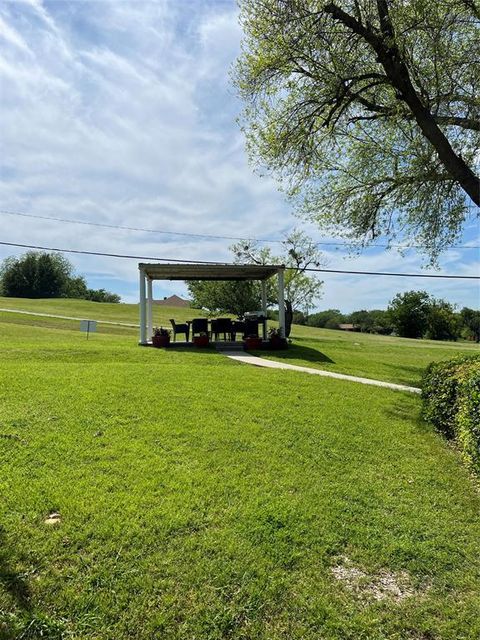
[80,320,97,339]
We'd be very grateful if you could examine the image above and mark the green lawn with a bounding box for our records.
[1,311,480,639]
[0,296,477,387]
[0,296,205,326]
[263,326,478,387]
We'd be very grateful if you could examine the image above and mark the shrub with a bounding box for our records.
[84,288,121,303]
[456,369,480,473]
[422,354,480,473]
[307,309,345,328]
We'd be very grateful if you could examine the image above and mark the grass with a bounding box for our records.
[0,296,204,326]
[261,326,478,387]
[0,296,477,387]
[1,309,480,639]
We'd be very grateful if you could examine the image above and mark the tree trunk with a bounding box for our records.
[285,300,293,338]
[377,50,480,205]
[324,1,480,206]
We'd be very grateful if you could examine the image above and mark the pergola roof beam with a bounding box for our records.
[138,263,283,282]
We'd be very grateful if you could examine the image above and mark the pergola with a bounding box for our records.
[138,262,286,345]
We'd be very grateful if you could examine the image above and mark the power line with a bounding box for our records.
[2,209,479,251]
[0,241,225,265]
[301,267,480,279]
[0,209,271,244]
[1,240,478,280]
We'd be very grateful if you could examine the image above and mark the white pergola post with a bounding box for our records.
[139,267,147,345]
[277,269,286,338]
[261,280,268,340]
[147,277,153,340]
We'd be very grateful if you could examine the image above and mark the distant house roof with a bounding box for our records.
[338,323,360,331]
[153,295,190,308]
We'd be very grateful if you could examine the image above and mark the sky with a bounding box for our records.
[0,0,479,312]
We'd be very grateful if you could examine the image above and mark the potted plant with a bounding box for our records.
[152,326,171,348]
[193,331,209,347]
[268,328,287,350]
[244,334,263,350]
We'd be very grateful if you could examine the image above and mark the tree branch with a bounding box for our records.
[459,0,480,20]
[351,98,480,131]
[323,1,480,205]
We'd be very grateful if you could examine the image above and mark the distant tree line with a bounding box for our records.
[0,251,121,303]
[293,290,479,342]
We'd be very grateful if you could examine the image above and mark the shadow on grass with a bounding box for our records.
[264,343,335,364]
[0,526,32,639]
[166,344,218,355]
[382,395,435,436]
[381,363,424,388]
[0,527,31,613]
[0,528,66,639]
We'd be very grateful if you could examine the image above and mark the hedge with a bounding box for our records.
[422,354,480,474]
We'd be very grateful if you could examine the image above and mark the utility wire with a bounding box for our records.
[1,209,267,244]
[1,209,479,250]
[0,241,225,265]
[1,240,478,280]
[301,267,479,279]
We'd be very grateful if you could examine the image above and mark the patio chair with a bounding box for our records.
[244,318,259,338]
[231,320,246,341]
[169,319,189,342]
[211,318,232,341]
[191,318,209,340]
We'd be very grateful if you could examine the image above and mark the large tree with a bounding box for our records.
[235,0,480,261]
[0,251,121,302]
[0,251,75,298]
[460,306,480,342]
[387,289,431,338]
[425,298,460,341]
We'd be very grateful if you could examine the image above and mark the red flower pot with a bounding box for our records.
[268,336,287,350]
[193,335,209,347]
[244,336,262,350]
[152,335,170,348]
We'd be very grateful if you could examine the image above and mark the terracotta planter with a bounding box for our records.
[152,335,170,348]
[244,336,262,350]
[268,337,287,350]
[193,335,209,347]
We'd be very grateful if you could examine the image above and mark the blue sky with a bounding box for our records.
[0,0,479,312]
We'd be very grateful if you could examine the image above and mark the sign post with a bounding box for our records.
[80,320,97,340]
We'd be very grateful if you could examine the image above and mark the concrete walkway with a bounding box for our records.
[223,352,421,394]
[0,308,138,327]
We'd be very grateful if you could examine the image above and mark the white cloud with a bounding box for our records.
[0,0,478,310]
[0,14,32,53]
